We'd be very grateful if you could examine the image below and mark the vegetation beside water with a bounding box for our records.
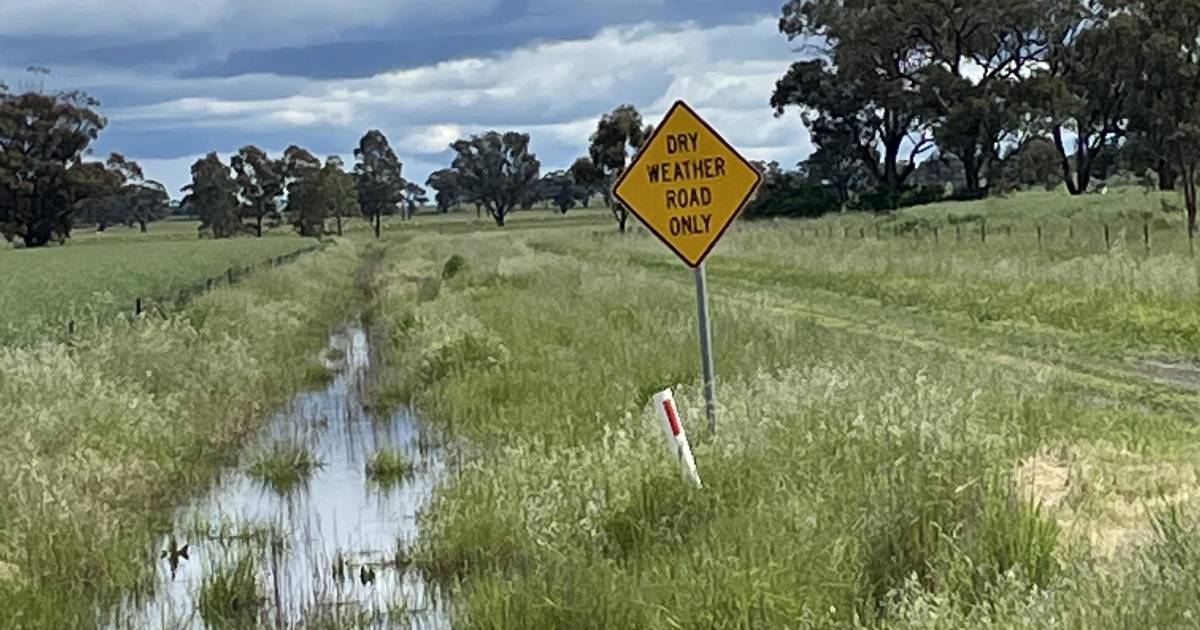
[247,441,325,494]
[7,188,1200,627]
[366,449,414,486]
[0,227,314,346]
[0,240,360,626]
[372,202,1200,628]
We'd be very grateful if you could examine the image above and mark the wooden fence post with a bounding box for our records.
[1037,225,1043,251]
[135,297,143,316]
[1104,224,1111,251]
[934,226,939,243]
[981,219,987,243]
[1144,220,1151,255]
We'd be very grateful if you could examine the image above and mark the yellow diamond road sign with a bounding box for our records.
[613,100,763,267]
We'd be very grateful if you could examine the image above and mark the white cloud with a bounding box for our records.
[98,15,812,194]
[109,17,798,131]
[401,124,463,154]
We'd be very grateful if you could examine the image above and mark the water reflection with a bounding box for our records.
[108,325,450,629]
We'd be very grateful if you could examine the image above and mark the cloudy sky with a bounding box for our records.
[0,0,814,198]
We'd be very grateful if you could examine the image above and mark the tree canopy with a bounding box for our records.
[354,129,405,238]
[450,131,541,227]
[319,156,359,236]
[426,168,464,213]
[539,170,584,214]
[0,90,107,247]
[589,105,649,232]
[184,152,240,239]
[231,144,285,237]
[281,145,325,237]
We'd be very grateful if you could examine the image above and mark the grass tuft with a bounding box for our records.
[301,362,335,387]
[366,448,414,486]
[247,441,324,493]
[197,555,261,628]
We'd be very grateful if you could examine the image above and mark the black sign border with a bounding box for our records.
[611,99,764,268]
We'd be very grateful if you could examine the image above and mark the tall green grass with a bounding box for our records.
[375,215,1200,628]
[0,241,362,626]
[197,555,262,628]
[0,232,317,346]
[549,187,1200,360]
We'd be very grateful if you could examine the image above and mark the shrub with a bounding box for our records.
[742,173,841,219]
[442,255,468,279]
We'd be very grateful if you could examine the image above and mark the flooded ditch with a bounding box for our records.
[106,324,451,629]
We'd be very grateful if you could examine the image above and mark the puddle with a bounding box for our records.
[106,325,451,629]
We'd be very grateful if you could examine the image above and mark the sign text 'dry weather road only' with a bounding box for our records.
[612,100,763,268]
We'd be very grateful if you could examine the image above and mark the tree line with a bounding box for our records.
[766,0,1200,232]
[0,63,669,245]
[9,0,1200,246]
[0,85,174,247]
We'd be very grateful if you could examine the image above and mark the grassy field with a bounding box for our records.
[368,187,1200,628]
[7,187,1200,627]
[0,223,320,346]
[0,237,365,626]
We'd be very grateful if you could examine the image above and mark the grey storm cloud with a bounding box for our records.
[0,2,810,197]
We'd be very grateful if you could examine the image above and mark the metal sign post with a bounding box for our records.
[694,263,717,434]
[611,100,762,437]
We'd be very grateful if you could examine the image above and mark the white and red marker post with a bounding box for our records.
[652,388,703,488]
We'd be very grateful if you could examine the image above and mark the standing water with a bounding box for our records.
[107,324,451,628]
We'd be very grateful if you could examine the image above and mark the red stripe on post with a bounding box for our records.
[663,399,682,436]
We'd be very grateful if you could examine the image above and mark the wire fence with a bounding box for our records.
[796,218,1197,257]
[64,241,332,337]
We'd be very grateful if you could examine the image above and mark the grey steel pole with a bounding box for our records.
[694,263,717,434]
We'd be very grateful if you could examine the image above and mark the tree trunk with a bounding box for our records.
[1183,162,1198,237]
[617,207,629,233]
[883,138,902,196]
[475,204,482,218]
[1053,127,1081,195]
[1158,159,1177,191]
[494,207,506,227]
[374,211,381,239]
[1076,149,1093,195]
[960,149,982,194]
[336,213,343,237]
[256,215,264,238]
[139,220,148,233]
